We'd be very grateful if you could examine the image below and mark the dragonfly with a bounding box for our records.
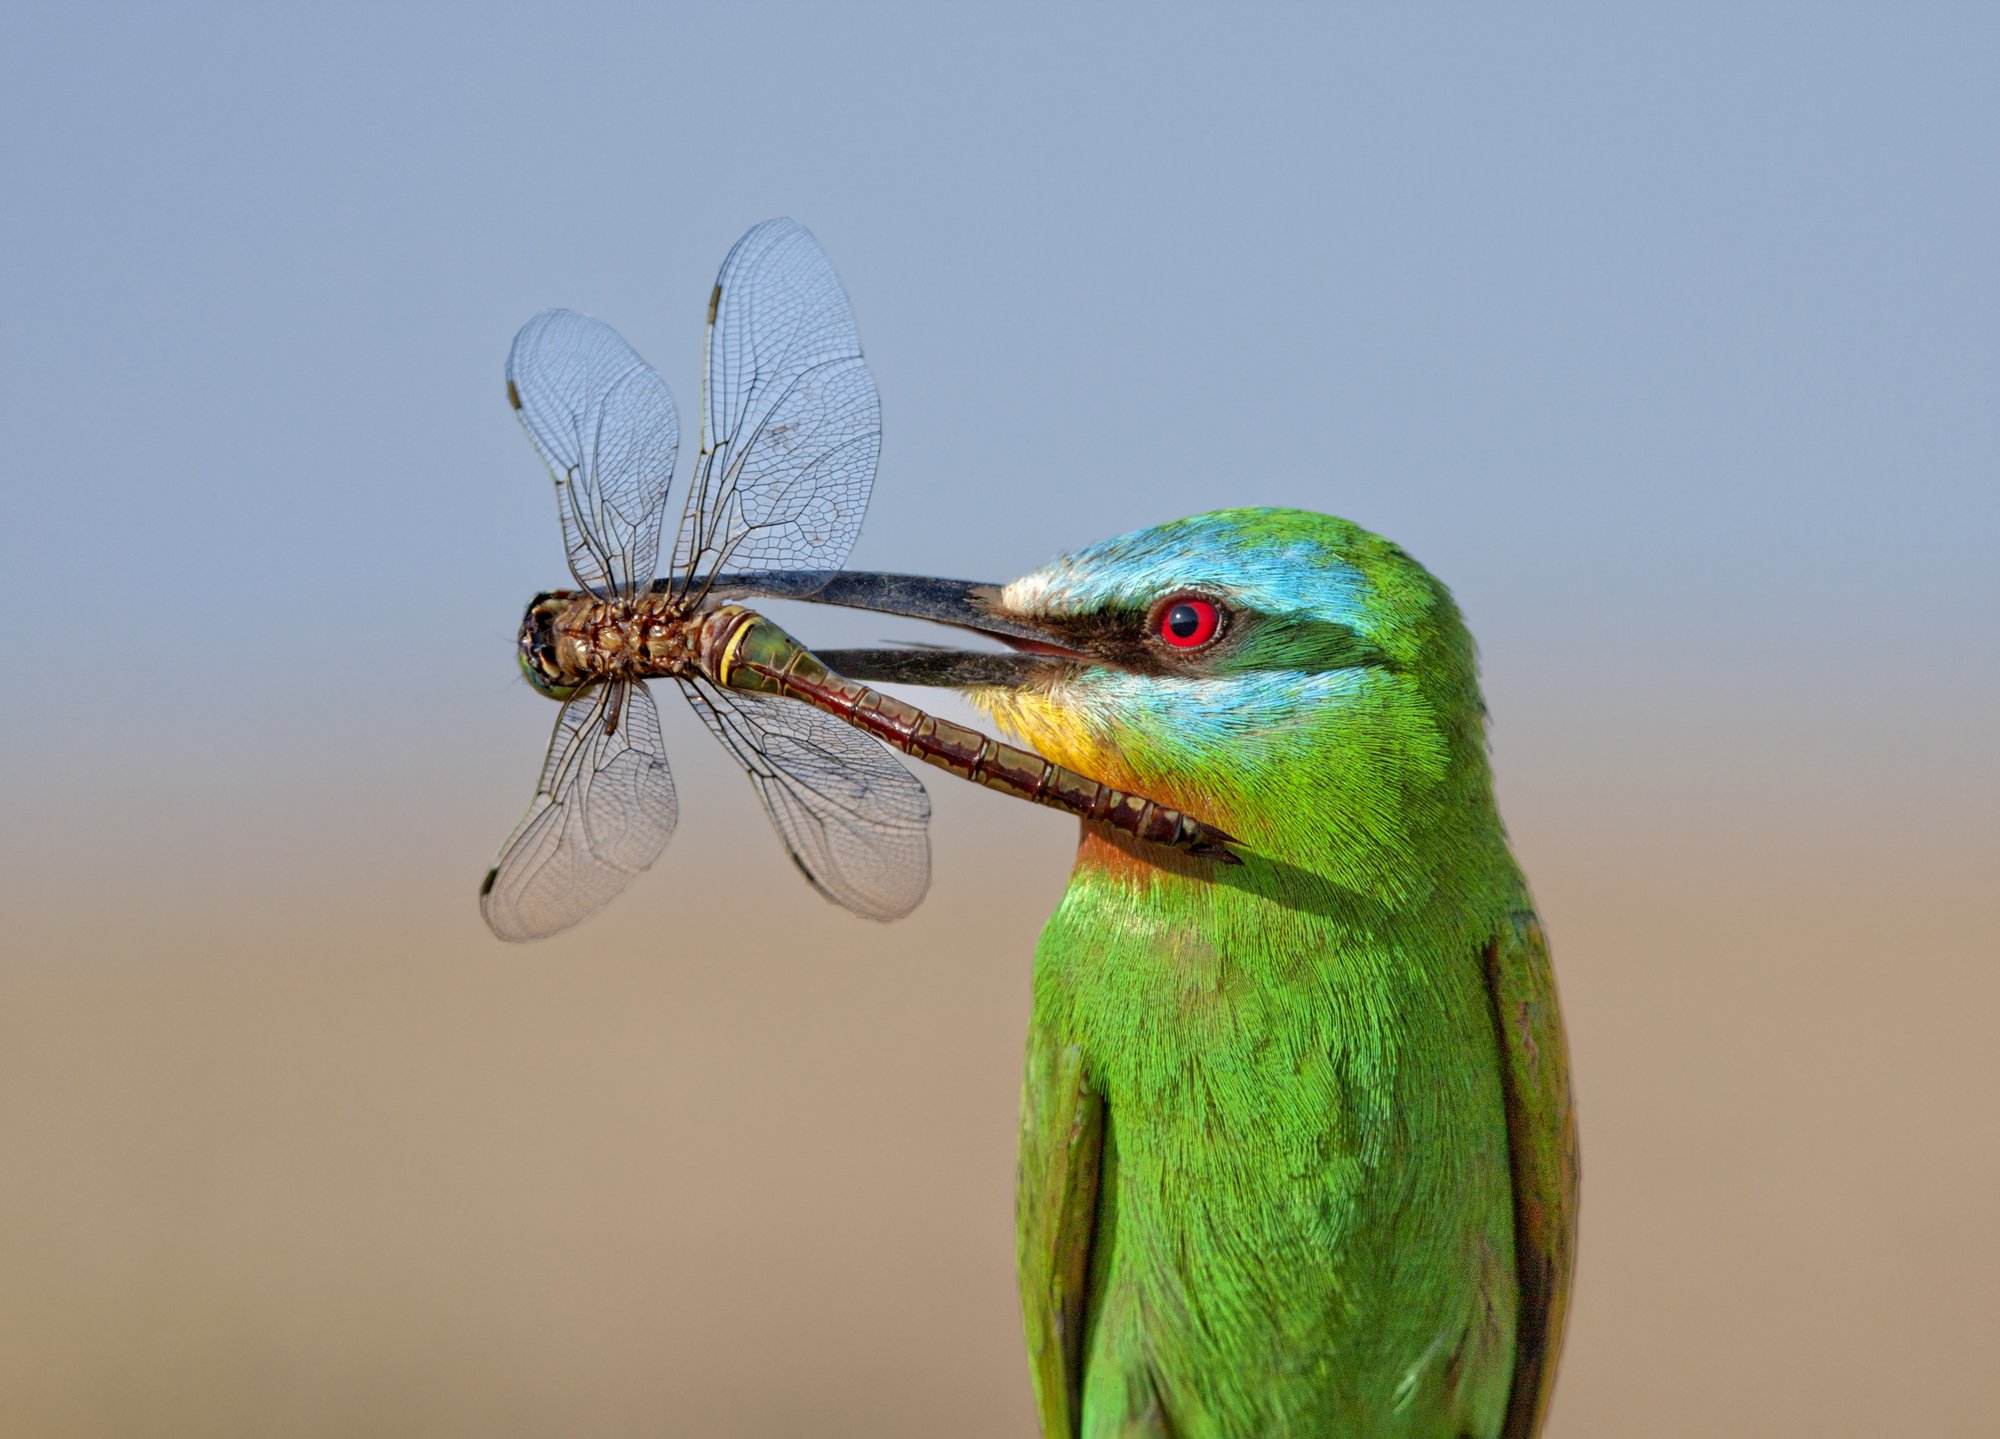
[481,218,1237,942]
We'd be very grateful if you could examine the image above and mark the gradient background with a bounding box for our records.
[3,5,1995,1435]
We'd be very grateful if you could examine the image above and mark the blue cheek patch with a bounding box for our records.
[1070,668,1374,764]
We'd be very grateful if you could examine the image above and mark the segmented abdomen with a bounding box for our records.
[714,612,1237,862]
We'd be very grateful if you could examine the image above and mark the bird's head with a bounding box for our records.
[786,509,1496,903]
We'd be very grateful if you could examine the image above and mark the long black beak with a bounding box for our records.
[695,570,1091,687]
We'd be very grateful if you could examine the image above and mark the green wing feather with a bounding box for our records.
[1486,907,1580,1438]
[1017,1030,1104,1439]
[1016,907,1575,1439]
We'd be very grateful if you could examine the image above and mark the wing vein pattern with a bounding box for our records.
[673,217,881,591]
[680,678,929,921]
[507,308,680,597]
[481,681,679,941]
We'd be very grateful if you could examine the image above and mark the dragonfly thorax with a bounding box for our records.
[514,590,706,700]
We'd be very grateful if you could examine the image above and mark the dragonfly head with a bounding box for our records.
[516,592,583,702]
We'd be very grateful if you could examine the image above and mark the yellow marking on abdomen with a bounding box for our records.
[713,612,756,688]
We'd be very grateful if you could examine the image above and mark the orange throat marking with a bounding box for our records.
[969,686,1225,883]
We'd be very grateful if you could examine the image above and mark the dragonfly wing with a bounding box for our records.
[671,218,881,587]
[507,309,680,597]
[679,679,930,921]
[481,681,679,941]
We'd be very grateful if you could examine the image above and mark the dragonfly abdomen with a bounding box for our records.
[710,608,1239,864]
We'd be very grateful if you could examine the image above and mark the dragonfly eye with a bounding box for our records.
[517,649,579,701]
[1155,595,1222,650]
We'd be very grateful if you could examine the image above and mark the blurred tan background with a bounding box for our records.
[6,738,1997,1438]
[3,5,1996,1436]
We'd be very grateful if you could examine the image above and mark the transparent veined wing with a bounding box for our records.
[507,309,680,598]
[679,679,930,921]
[672,218,881,588]
[481,681,678,941]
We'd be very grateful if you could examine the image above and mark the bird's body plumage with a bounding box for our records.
[972,510,1575,1438]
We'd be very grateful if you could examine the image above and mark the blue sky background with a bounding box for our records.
[3,5,1992,775]
[2,6,1995,1436]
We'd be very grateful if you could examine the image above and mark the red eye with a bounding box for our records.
[1158,597,1220,649]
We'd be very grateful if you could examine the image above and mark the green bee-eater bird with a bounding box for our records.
[800,507,1577,1438]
